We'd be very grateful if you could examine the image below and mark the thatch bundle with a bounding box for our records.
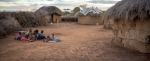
[103,0,150,21]
[35,6,62,16]
[0,14,22,38]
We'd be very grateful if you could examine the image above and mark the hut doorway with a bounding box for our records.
[51,14,54,22]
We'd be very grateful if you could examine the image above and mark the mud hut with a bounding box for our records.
[102,11,113,29]
[103,18,113,29]
[103,0,150,53]
[76,8,103,25]
[35,6,62,23]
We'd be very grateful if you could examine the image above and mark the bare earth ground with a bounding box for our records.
[0,22,150,61]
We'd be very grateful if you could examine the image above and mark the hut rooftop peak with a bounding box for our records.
[75,7,102,17]
[35,6,62,16]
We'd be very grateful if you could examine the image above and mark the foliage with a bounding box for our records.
[73,7,80,14]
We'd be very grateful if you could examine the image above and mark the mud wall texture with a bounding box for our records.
[112,19,150,53]
[45,15,51,23]
[53,14,61,23]
[78,16,103,25]
[103,19,113,29]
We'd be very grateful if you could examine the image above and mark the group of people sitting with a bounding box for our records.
[14,28,61,42]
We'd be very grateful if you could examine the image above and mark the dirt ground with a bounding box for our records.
[0,22,150,61]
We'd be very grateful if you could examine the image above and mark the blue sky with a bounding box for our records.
[0,0,121,11]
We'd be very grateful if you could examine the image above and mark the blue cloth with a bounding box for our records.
[52,38,61,42]
[37,33,45,37]
[37,33,45,40]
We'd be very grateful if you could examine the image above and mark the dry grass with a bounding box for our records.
[0,11,47,39]
[12,12,47,27]
[0,22,150,61]
[0,12,22,38]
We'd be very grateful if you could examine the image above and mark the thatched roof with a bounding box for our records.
[35,6,62,16]
[75,7,102,17]
[103,0,150,21]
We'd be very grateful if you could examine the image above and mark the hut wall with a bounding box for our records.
[104,19,113,29]
[78,16,103,25]
[53,14,61,23]
[45,15,51,23]
[112,19,150,53]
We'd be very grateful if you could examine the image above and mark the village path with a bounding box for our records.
[0,22,150,61]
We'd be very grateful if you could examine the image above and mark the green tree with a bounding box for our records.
[73,7,80,14]
[63,9,70,15]
[79,4,87,9]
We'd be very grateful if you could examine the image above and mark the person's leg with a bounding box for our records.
[37,37,41,40]
[37,37,43,40]
[17,37,21,40]
[43,36,45,39]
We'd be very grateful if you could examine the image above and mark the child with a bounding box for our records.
[21,32,29,41]
[48,33,61,42]
[14,32,21,40]
[28,33,36,42]
[52,33,54,39]
[37,30,45,40]
[43,36,52,42]
[26,28,32,38]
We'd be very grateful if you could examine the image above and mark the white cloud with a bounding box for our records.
[0,0,121,11]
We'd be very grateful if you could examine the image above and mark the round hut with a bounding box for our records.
[103,18,114,29]
[76,7,103,25]
[103,0,150,53]
[102,11,113,29]
[35,6,62,23]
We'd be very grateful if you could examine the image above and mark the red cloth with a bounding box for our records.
[21,36,29,41]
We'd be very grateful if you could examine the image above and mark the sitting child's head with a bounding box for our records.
[34,30,38,34]
[19,32,21,35]
[52,33,54,38]
[52,33,54,36]
[47,36,50,38]
[41,30,44,33]
[29,28,32,32]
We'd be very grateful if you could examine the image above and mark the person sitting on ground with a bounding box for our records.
[45,33,61,42]
[26,28,32,38]
[51,33,61,42]
[37,30,45,40]
[43,36,52,42]
[49,38,61,42]
[21,32,29,41]
[29,33,36,42]
[14,32,21,40]
[33,29,38,39]
[52,33,55,39]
